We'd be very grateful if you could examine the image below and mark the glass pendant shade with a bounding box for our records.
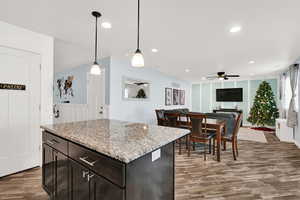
[131,49,144,67]
[90,62,101,75]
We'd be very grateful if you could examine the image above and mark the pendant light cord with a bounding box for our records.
[137,0,140,50]
[95,16,98,63]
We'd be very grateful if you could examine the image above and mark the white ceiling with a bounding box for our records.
[1,0,300,81]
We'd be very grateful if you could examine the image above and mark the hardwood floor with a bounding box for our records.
[1,133,300,200]
[0,168,47,200]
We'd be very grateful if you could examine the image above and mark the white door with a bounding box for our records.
[0,46,41,177]
[87,72,105,120]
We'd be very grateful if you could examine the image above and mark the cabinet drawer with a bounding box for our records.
[43,131,68,155]
[69,142,125,188]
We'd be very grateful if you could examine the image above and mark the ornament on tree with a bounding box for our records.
[247,81,279,126]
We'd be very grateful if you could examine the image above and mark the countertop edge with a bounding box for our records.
[40,125,190,164]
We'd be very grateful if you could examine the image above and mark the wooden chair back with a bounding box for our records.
[164,112,180,128]
[155,109,165,126]
[187,113,207,137]
[232,113,243,139]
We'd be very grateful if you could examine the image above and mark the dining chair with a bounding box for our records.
[155,109,167,126]
[215,113,242,160]
[186,113,216,160]
[164,112,185,154]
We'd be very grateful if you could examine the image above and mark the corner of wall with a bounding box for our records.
[0,21,54,125]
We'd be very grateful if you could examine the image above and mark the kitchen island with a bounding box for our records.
[41,119,189,200]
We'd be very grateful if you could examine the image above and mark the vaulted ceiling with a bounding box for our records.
[1,0,300,81]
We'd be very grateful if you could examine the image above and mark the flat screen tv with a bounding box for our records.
[216,88,243,102]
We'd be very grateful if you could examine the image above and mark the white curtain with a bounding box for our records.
[287,64,299,128]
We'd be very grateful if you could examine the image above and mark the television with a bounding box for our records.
[216,88,243,102]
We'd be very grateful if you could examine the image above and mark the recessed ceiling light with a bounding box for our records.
[185,69,190,73]
[230,26,242,33]
[151,48,158,53]
[101,22,112,29]
[249,60,255,64]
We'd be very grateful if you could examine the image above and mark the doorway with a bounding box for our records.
[0,46,41,177]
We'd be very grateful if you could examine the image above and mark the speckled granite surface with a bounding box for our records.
[41,119,189,163]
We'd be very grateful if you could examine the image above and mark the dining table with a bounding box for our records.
[177,113,226,162]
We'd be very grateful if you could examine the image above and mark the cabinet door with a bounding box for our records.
[54,151,69,200]
[90,173,125,200]
[42,144,54,196]
[69,160,90,200]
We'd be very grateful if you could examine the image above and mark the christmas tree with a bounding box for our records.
[247,81,279,126]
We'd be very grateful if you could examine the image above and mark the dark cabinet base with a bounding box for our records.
[42,131,175,200]
[126,143,174,200]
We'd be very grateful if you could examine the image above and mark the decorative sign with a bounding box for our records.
[0,83,26,90]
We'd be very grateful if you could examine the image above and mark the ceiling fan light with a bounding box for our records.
[90,62,101,75]
[131,49,144,67]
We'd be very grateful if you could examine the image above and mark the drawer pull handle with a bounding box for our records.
[47,140,54,145]
[79,156,97,167]
[52,139,59,144]
[47,139,59,145]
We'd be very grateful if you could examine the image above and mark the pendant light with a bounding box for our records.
[90,11,102,75]
[131,0,145,67]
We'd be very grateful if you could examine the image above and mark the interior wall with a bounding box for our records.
[54,66,88,104]
[53,57,110,105]
[0,21,54,125]
[109,57,192,124]
[192,77,279,126]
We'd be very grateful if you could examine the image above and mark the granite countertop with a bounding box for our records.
[41,119,190,163]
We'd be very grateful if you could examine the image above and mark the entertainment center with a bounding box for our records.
[214,88,244,126]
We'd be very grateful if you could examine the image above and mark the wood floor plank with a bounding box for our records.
[1,133,300,200]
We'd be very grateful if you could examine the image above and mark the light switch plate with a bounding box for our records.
[152,149,161,162]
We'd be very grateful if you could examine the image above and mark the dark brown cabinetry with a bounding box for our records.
[42,144,54,196]
[42,144,69,200]
[42,131,174,200]
[69,159,124,200]
[53,151,69,200]
[69,160,90,200]
[90,172,125,200]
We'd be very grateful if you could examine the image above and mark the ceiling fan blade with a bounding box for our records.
[207,72,218,76]
[206,77,217,80]
[225,75,240,77]
[206,75,218,78]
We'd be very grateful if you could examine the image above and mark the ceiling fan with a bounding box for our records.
[205,72,240,80]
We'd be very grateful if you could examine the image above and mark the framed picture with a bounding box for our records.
[173,89,180,105]
[165,88,172,106]
[179,90,185,105]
